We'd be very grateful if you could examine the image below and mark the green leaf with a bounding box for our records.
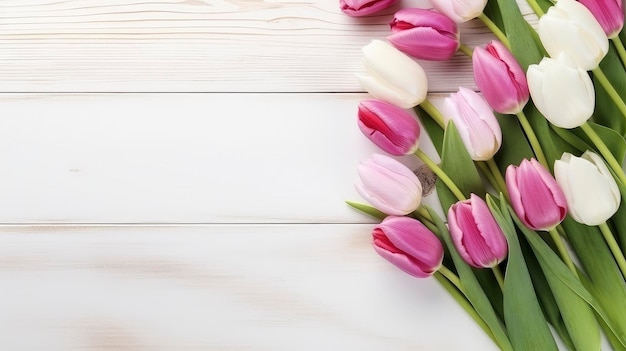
[486,195,559,351]
[493,0,543,70]
[426,207,513,351]
[435,121,484,211]
[593,45,626,136]
[415,105,444,157]
[493,113,534,173]
[344,201,386,220]
[570,122,626,164]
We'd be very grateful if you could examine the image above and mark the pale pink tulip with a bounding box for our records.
[448,194,508,268]
[372,216,444,278]
[473,40,529,114]
[355,154,422,215]
[579,0,623,38]
[428,0,487,22]
[340,0,397,17]
[388,8,460,61]
[358,99,421,155]
[506,159,568,231]
[441,87,501,160]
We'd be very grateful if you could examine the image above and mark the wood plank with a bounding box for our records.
[0,93,445,224]
[0,224,497,350]
[0,0,537,93]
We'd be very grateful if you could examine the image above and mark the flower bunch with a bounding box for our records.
[343,0,626,349]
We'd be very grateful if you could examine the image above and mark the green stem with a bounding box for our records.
[414,206,434,224]
[591,67,626,122]
[611,37,626,69]
[458,43,474,58]
[486,158,509,202]
[438,265,463,291]
[548,228,579,278]
[599,222,626,278]
[477,13,511,49]
[526,0,545,18]
[580,122,626,186]
[516,111,550,169]
[414,149,466,202]
[491,265,505,290]
[419,99,446,128]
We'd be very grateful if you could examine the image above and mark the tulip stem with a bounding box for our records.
[591,67,626,122]
[548,228,578,278]
[477,13,511,50]
[458,44,474,58]
[414,149,466,202]
[599,222,626,278]
[438,265,463,291]
[526,0,545,18]
[419,99,445,128]
[515,111,550,170]
[486,158,510,202]
[612,37,626,69]
[491,265,505,290]
[580,122,626,186]
[414,207,435,226]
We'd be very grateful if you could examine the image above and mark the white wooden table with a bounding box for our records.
[0,1,528,349]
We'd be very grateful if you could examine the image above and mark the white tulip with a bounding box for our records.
[358,40,428,109]
[527,53,595,129]
[554,151,621,226]
[428,0,487,23]
[538,0,608,71]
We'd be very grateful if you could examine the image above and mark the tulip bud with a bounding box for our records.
[472,40,529,114]
[355,153,423,215]
[388,8,460,61]
[340,0,398,17]
[428,0,487,23]
[358,40,429,109]
[578,0,623,38]
[538,0,609,71]
[554,151,621,226]
[372,216,444,278]
[448,194,508,268]
[506,159,568,231]
[527,53,595,129]
[441,87,502,160]
[357,99,421,155]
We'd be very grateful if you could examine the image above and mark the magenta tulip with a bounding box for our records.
[388,8,460,61]
[355,154,423,215]
[372,216,444,278]
[473,40,529,114]
[579,0,623,38]
[358,99,421,155]
[506,159,568,231]
[448,194,508,268]
[441,87,502,161]
[340,0,397,17]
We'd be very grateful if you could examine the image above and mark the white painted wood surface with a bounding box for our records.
[0,0,537,349]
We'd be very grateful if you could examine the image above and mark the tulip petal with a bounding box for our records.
[340,0,398,17]
[470,194,508,266]
[388,27,458,60]
[383,217,444,270]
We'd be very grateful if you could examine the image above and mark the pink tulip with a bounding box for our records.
[355,154,423,215]
[448,194,508,268]
[428,0,487,22]
[579,0,623,38]
[340,0,397,17]
[441,87,502,161]
[358,99,421,155]
[473,40,529,114]
[506,159,568,231]
[388,8,460,61]
[372,216,444,278]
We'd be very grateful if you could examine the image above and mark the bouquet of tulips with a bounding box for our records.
[342,0,626,349]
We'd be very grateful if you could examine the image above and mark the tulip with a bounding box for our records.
[506,159,568,231]
[428,0,487,23]
[372,216,444,278]
[388,8,460,61]
[340,0,397,17]
[578,0,623,38]
[554,151,621,226]
[357,99,421,155]
[527,53,595,129]
[441,87,501,160]
[472,40,529,115]
[358,40,428,109]
[538,0,608,71]
[355,153,423,215]
[448,194,508,268]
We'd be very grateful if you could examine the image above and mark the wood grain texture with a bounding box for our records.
[0,0,537,93]
[0,224,497,351]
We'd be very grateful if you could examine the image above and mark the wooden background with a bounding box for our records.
[0,0,539,349]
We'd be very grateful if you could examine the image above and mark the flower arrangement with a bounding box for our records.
[342,0,626,349]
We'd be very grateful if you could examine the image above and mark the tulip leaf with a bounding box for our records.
[435,121,484,211]
[415,105,444,157]
[493,0,543,70]
[493,113,534,173]
[570,122,626,165]
[426,206,513,351]
[593,45,626,136]
[344,201,386,220]
[486,195,559,351]
[609,181,626,254]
